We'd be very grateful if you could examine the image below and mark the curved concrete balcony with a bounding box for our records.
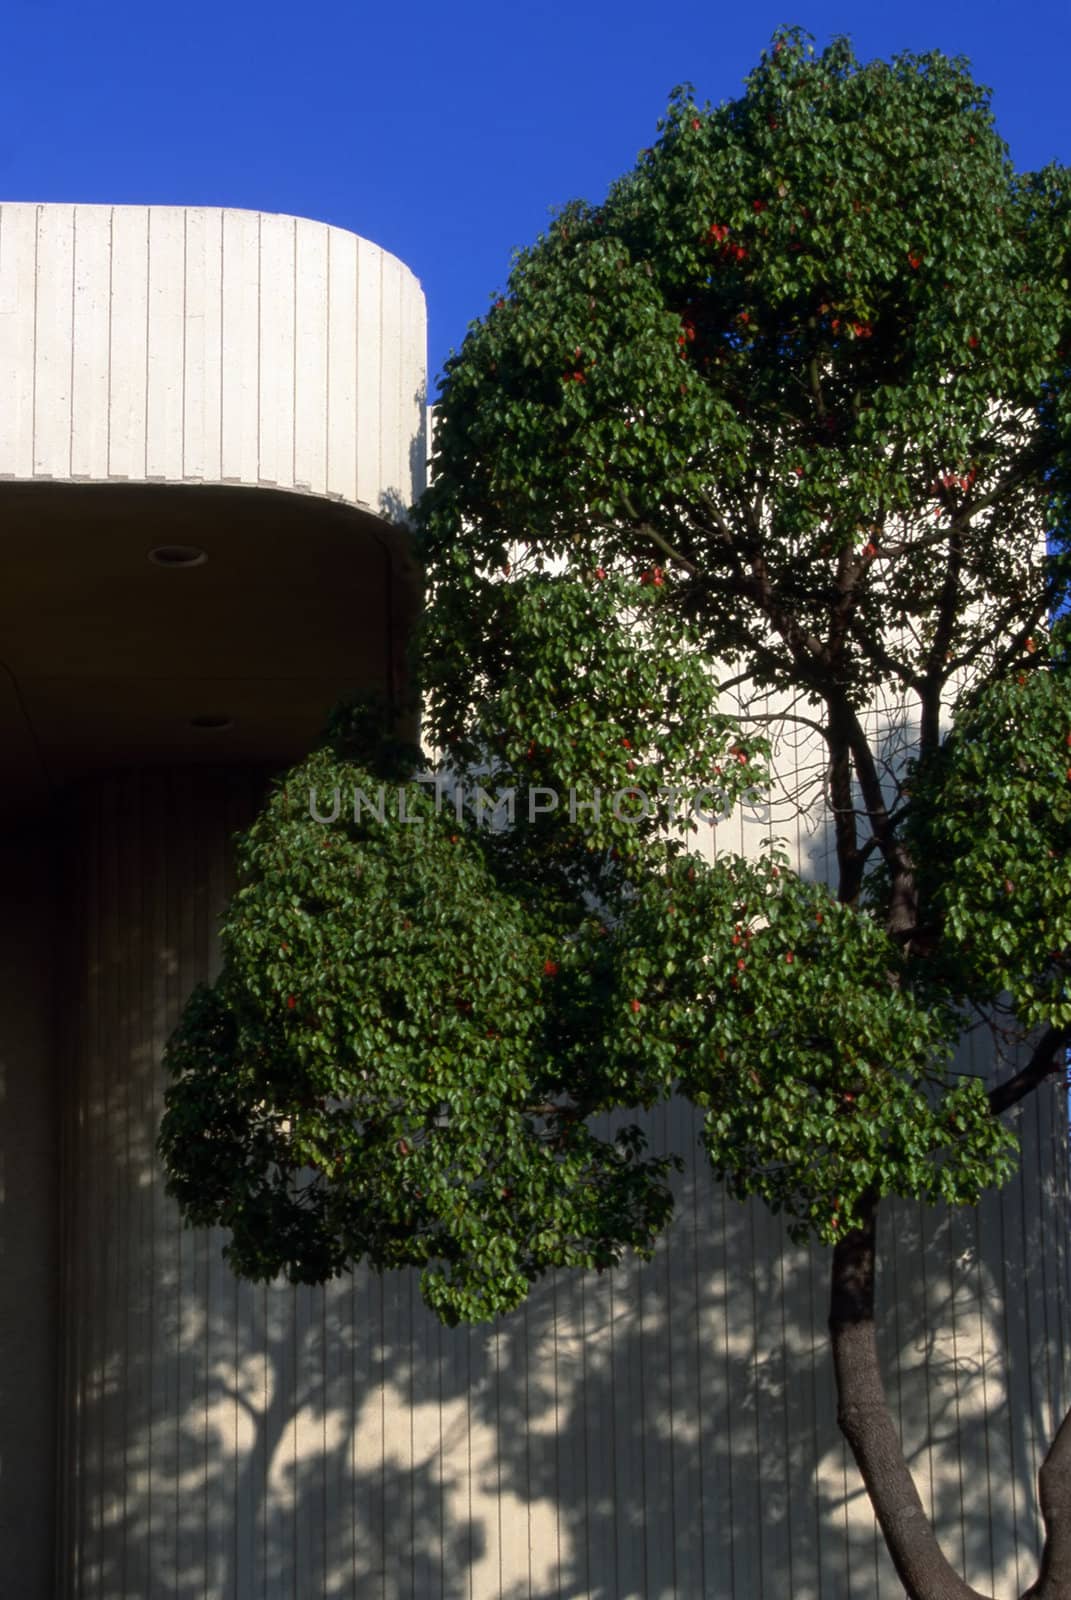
[0,202,427,822]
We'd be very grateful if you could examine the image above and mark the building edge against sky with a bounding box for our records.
[0,201,1067,1598]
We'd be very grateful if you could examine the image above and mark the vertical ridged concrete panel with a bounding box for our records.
[59,772,1070,1599]
[0,203,427,513]
[0,825,60,1597]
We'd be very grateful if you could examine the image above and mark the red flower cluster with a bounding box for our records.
[707,223,748,264]
[565,347,588,383]
[933,469,976,493]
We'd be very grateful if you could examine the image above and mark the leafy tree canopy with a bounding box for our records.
[161,28,1070,1323]
[158,31,1071,1594]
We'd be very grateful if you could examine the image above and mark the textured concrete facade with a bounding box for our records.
[0,202,425,503]
[0,202,1067,1599]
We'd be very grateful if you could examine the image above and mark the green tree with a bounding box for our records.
[159,31,1071,1599]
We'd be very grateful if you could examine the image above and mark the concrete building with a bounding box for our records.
[0,201,1067,1598]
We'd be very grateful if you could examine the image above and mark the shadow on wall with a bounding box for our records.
[378,381,429,533]
[0,822,61,1599]
[50,772,1068,1600]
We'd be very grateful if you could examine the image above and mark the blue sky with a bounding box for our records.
[2,0,1067,385]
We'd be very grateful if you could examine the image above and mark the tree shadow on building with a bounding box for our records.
[52,770,1070,1599]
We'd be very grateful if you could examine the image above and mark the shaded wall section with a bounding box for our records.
[55,771,1071,1598]
[0,819,60,1594]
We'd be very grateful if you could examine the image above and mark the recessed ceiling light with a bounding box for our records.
[190,714,233,732]
[149,544,207,568]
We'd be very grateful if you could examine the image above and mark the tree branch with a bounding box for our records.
[827,701,863,904]
[988,1025,1071,1116]
[920,535,964,755]
[617,501,701,577]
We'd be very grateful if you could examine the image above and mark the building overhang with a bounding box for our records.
[0,202,428,823]
[0,479,421,821]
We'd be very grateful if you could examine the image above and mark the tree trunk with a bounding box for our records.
[1022,1407,1071,1597]
[829,1192,1071,1599]
[830,1190,991,1599]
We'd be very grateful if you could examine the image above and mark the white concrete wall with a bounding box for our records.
[57,772,1071,1600]
[0,203,427,515]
